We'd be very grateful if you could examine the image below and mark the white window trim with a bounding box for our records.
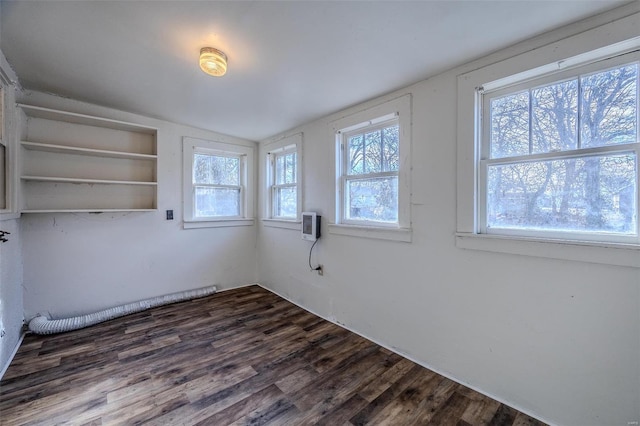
[0,61,19,221]
[329,94,412,242]
[262,133,303,231]
[182,137,254,229]
[456,18,640,267]
[480,53,639,245]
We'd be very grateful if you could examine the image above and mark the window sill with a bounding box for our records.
[183,218,255,229]
[455,232,639,268]
[261,219,302,231]
[328,224,412,243]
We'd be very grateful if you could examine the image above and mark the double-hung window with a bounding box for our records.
[332,95,411,241]
[340,118,400,224]
[183,137,254,228]
[0,62,19,219]
[193,152,243,218]
[271,148,298,219]
[264,134,302,224]
[479,52,639,244]
[269,145,298,219]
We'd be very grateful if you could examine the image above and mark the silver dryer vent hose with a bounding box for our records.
[28,285,218,335]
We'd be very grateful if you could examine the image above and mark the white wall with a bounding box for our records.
[19,91,258,319]
[257,5,640,426]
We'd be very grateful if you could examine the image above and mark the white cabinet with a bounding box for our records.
[19,105,158,213]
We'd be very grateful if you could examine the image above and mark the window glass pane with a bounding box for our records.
[348,134,364,175]
[382,125,400,172]
[193,154,239,185]
[580,64,638,148]
[195,187,240,217]
[285,153,296,184]
[490,92,530,159]
[364,130,382,173]
[275,154,285,185]
[275,186,297,218]
[487,153,637,234]
[225,157,240,185]
[532,80,578,153]
[275,152,296,185]
[348,125,399,175]
[346,176,398,222]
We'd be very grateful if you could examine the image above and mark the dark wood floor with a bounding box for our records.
[1,285,546,425]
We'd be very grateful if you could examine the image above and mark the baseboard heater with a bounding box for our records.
[28,285,218,335]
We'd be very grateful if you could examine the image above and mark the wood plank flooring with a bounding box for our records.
[1,285,547,425]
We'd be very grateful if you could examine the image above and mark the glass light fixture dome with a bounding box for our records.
[199,47,227,77]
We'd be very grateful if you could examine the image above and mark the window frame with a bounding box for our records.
[193,150,244,219]
[456,27,640,267]
[182,137,254,229]
[0,67,19,221]
[339,116,401,227]
[270,147,297,219]
[262,133,303,229]
[261,132,304,231]
[478,53,639,245]
[330,95,412,242]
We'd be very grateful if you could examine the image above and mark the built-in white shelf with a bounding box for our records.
[21,209,157,214]
[18,104,157,134]
[21,176,158,186]
[21,141,157,160]
[19,104,158,213]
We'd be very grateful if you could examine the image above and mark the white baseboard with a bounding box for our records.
[1,332,26,381]
[257,283,556,426]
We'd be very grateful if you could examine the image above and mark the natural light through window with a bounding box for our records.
[331,95,411,242]
[343,121,399,223]
[182,137,254,228]
[193,153,242,218]
[272,148,297,219]
[263,134,302,227]
[481,57,639,242]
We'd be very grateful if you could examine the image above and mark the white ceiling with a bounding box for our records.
[1,1,629,141]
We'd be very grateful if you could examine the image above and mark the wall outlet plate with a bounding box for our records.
[166,210,174,220]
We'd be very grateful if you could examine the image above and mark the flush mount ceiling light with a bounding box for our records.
[199,47,227,77]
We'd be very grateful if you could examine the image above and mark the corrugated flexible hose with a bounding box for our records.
[28,285,217,335]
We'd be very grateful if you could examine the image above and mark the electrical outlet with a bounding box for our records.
[317,265,323,276]
[166,210,174,220]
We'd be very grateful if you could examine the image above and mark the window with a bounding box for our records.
[265,133,302,222]
[331,95,411,242]
[271,148,297,218]
[0,57,20,220]
[183,137,254,228]
[193,152,242,218]
[340,118,399,224]
[479,54,638,244]
[456,29,640,267]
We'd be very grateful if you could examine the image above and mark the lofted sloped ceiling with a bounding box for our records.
[0,0,630,141]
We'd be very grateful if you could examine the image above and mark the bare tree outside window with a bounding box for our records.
[193,153,241,217]
[273,151,297,218]
[486,63,638,236]
[345,123,399,222]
